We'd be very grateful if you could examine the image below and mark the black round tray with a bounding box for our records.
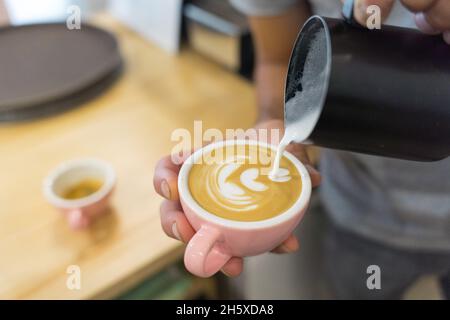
[0,22,123,122]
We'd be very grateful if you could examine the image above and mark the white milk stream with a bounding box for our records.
[269,27,328,179]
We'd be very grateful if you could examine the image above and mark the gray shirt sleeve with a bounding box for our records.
[229,0,299,16]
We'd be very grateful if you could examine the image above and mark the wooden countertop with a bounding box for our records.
[0,15,256,299]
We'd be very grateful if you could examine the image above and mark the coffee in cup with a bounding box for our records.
[43,158,116,230]
[188,143,302,222]
[62,178,104,200]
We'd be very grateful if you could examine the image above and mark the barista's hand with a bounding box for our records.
[349,0,450,44]
[153,119,321,277]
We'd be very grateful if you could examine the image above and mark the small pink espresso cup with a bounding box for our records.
[43,158,116,230]
[178,140,312,278]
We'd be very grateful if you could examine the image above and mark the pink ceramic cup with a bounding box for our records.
[43,158,116,230]
[178,140,312,278]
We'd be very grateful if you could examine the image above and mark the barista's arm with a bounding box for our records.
[248,1,311,123]
[0,0,9,25]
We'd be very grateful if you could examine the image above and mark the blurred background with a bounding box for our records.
[0,0,443,299]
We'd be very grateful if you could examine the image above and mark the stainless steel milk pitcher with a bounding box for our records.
[284,15,450,161]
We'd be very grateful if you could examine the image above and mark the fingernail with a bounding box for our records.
[306,164,319,176]
[356,0,366,15]
[161,180,171,199]
[171,222,182,241]
[444,31,450,45]
[415,13,440,35]
[354,0,367,24]
[279,244,298,253]
[221,269,232,277]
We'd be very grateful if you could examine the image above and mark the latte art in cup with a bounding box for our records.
[189,144,302,222]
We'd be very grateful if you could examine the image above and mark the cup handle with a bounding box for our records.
[184,225,232,278]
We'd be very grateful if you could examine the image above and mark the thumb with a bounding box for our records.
[353,0,395,26]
